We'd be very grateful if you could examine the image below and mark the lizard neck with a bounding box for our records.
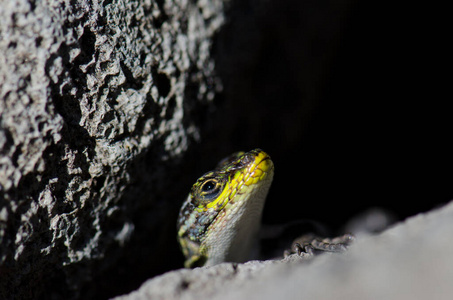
[203,177,271,266]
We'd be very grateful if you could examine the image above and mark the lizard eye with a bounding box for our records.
[201,180,217,192]
[196,178,225,203]
[191,173,227,206]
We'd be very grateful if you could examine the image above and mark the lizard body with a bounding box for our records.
[177,149,273,267]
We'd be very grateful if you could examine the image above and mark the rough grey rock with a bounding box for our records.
[114,200,453,300]
[0,0,224,298]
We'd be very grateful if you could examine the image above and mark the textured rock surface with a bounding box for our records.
[0,0,224,298]
[114,200,453,300]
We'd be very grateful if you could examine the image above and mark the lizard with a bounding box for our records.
[177,148,353,268]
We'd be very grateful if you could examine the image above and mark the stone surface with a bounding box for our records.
[114,200,453,300]
[0,0,224,298]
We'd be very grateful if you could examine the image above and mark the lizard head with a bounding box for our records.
[177,149,274,267]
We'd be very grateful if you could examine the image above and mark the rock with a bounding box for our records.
[0,0,224,298]
[114,200,453,300]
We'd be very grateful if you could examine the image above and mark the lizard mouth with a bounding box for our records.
[243,151,274,187]
[211,149,273,208]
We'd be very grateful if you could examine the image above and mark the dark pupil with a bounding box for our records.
[202,180,216,192]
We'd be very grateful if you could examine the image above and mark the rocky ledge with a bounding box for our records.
[114,200,453,300]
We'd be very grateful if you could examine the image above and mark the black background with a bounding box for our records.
[205,0,452,231]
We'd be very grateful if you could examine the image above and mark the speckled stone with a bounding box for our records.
[0,0,224,298]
